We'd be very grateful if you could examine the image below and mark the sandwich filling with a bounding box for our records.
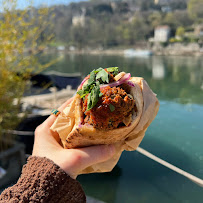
[77,67,136,130]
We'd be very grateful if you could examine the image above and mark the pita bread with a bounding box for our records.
[50,73,159,174]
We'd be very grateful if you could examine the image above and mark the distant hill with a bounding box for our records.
[32,0,194,48]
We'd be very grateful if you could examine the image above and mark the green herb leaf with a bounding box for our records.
[94,67,103,74]
[77,89,84,96]
[96,69,109,83]
[96,81,100,86]
[81,93,87,99]
[77,84,90,99]
[79,68,120,110]
[88,70,96,85]
[87,93,92,111]
[109,104,115,112]
[91,86,100,106]
[107,67,119,75]
[99,92,103,97]
[86,85,100,111]
[83,84,90,91]
[77,89,88,99]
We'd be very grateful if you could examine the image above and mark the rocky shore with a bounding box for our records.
[152,42,203,56]
[46,42,203,57]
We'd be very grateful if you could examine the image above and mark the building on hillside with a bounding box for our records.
[72,8,86,27]
[154,0,172,5]
[154,25,171,42]
[161,6,171,12]
[194,24,203,37]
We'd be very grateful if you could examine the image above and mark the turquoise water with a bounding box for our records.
[43,54,203,202]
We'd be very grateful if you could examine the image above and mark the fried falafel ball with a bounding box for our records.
[82,86,135,130]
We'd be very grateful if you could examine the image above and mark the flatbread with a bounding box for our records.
[50,74,159,175]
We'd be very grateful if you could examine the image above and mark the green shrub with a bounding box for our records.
[0,0,54,151]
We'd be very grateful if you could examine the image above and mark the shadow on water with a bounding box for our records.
[78,165,122,203]
[116,136,203,203]
[79,136,203,203]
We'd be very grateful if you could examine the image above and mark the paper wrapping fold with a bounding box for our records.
[50,78,159,175]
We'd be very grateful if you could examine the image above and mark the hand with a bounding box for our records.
[32,98,116,179]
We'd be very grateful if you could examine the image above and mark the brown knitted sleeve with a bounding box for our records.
[0,156,86,203]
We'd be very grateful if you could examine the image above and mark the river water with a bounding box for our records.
[43,54,203,203]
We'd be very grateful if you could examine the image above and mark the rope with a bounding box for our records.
[136,147,203,187]
[4,129,203,187]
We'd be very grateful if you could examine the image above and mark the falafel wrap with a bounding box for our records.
[50,67,159,174]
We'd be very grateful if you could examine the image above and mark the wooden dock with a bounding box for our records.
[21,87,76,115]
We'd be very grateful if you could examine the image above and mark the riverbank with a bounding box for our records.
[46,42,203,56]
[152,42,203,56]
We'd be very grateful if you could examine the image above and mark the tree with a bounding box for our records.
[163,13,178,28]
[172,10,193,27]
[117,24,131,45]
[148,12,162,28]
[70,25,87,49]
[131,16,149,42]
[0,0,54,150]
[176,26,185,38]
[188,0,203,23]
[139,0,154,11]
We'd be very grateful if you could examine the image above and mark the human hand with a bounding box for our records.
[32,98,116,179]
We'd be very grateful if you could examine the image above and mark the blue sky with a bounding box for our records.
[17,0,87,9]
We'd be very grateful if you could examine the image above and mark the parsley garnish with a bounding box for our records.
[77,67,120,111]
[94,67,103,73]
[99,92,103,97]
[109,104,115,112]
[107,67,119,76]
[88,70,96,85]
[87,85,100,111]
[96,69,109,83]
[77,84,91,99]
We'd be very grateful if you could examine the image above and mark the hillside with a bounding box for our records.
[35,0,200,49]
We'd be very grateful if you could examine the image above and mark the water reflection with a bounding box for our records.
[42,54,203,104]
[39,54,203,203]
[152,57,166,80]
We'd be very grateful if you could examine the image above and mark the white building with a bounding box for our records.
[72,8,86,27]
[154,0,172,5]
[194,24,203,37]
[154,25,171,42]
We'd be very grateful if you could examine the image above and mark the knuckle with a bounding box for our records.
[34,125,43,136]
[69,151,83,166]
[73,152,83,163]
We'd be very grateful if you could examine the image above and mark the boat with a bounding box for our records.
[29,71,82,95]
[21,71,81,113]
[124,49,153,57]
[15,71,81,153]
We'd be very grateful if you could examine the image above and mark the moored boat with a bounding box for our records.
[124,49,153,57]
